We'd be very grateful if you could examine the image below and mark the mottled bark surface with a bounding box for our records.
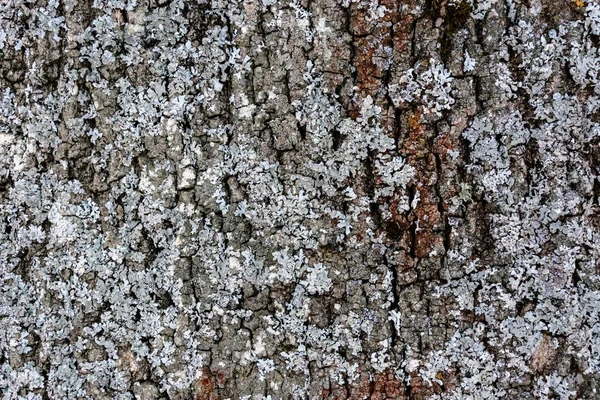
[2,0,600,399]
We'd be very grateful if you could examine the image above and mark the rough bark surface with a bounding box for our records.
[1,0,600,399]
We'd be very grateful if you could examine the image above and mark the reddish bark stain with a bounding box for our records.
[321,369,457,399]
[194,368,219,400]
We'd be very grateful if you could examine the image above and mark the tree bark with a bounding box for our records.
[1,0,599,399]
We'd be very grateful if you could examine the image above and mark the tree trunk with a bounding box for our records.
[1,0,599,398]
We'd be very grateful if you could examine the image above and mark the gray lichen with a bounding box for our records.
[1,0,600,399]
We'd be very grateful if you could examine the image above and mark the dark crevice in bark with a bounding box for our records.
[408,185,418,260]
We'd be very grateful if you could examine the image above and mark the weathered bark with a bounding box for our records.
[1,0,600,399]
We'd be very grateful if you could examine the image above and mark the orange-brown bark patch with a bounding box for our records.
[194,368,218,400]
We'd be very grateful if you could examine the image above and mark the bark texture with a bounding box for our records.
[1,0,600,399]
